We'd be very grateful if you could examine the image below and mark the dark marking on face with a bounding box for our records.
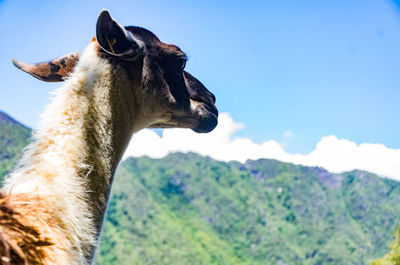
[115,26,218,133]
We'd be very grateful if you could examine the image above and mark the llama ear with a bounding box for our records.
[12,53,79,82]
[96,9,143,60]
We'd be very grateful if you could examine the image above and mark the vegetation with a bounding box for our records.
[0,111,31,181]
[93,154,400,265]
[1,111,400,264]
[372,226,400,265]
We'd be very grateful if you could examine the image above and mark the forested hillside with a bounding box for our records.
[0,111,31,180]
[94,154,400,265]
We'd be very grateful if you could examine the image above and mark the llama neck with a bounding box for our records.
[3,43,141,263]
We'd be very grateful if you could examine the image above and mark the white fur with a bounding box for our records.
[3,42,142,264]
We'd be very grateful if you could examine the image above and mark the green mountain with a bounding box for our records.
[0,111,31,180]
[1,111,399,265]
[95,154,400,265]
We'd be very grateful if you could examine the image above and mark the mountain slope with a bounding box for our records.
[0,111,31,180]
[95,154,400,265]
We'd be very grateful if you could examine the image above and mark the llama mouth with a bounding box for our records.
[192,110,218,133]
[149,102,218,133]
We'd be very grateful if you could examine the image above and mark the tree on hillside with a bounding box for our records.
[372,225,400,265]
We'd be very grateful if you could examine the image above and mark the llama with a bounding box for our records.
[0,9,218,265]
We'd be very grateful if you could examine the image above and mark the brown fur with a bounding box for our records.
[0,193,73,265]
[0,193,52,265]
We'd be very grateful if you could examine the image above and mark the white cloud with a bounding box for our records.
[123,113,400,181]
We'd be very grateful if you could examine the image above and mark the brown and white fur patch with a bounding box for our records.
[3,42,139,264]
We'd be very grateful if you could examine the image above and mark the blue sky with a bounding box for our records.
[0,0,400,154]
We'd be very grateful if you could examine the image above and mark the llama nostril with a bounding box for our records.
[210,93,216,104]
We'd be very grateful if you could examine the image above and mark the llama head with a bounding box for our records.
[13,9,218,133]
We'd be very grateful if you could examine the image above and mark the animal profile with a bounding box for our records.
[1,9,218,265]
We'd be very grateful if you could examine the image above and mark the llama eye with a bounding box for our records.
[177,58,186,70]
